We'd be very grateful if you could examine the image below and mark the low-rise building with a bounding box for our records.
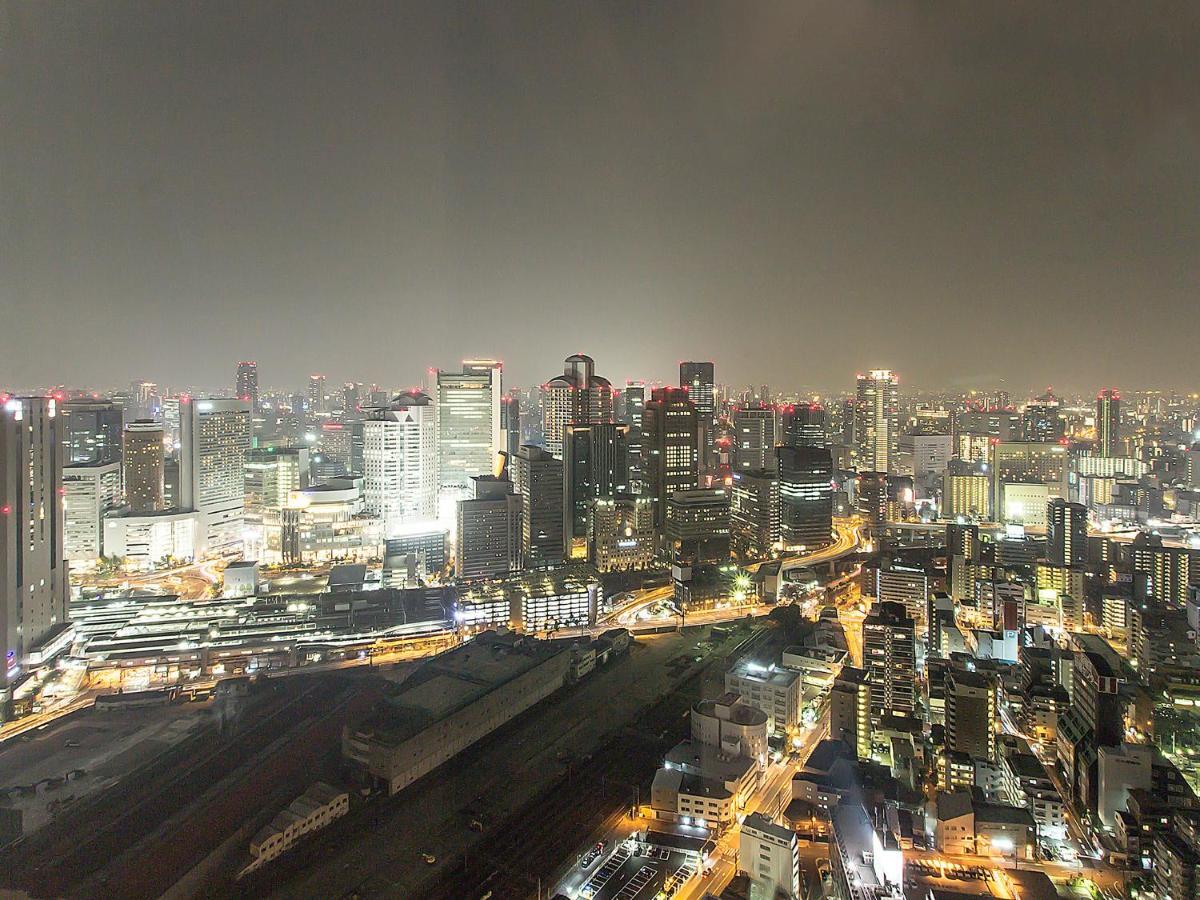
[740,812,801,900]
[726,660,802,736]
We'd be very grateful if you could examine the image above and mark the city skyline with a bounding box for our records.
[5,4,1199,392]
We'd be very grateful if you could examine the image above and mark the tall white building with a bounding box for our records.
[855,369,898,473]
[740,812,801,900]
[180,398,251,556]
[436,360,503,511]
[62,461,121,565]
[363,391,438,536]
[2,396,70,702]
[540,354,614,458]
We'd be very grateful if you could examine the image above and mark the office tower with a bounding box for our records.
[235,361,259,411]
[562,422,628,559]
[856,470,888,529]
[830,667,871,760]
[945,669,996,761]
[163,457,181,509]
[642,387,698,530]
[621,381,647,495]
[62,459,121,565]
[664,488,731,564]
[244,447,309,512]
[1046,498,1087,567]
[512,445,563,568]
[123,420,165,513]
[731,404,776,472]
[780,403,826,448]
[317,420,354,469]
[589,496,655,572]
[730,469,780,558]
[180,398,251,555]
[62,399,123,465]
[990,441,1069,522]
[341,381,360,414]
[739,813,801,900]
[130,381,159,420]
[777,444,834,550]
[501,393,521,458]
[946,521,980,602]
[1096,389,1121,458]
[943,459,990,520]
[308,374,327,415]
[160,396,182,447]
[455,475,520,580]
[1,397,69,699]
[436,360,503,505]
[1022,389,1064,442]
[680,361,715,466]
[854,369,898,472]
[1131,533,1192,606]
[362,391,437,535]
[540,354,614,457]
[956,409,1018,463]
[862,601,916,723]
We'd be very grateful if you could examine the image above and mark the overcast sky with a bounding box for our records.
[3,2,1198,396]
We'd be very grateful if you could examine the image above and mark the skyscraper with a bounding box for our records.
[235,361,259,411]
[680,361,715,467]
[777,444,834,549]
[854,369,898,472]
[308,374,327,416]
[730,469,780,559]
[621,380,647,495]
[946,669,996,761]
[642,387,698,530]
[180,398,252,555]
[455,475,520,580]
[123,420,165,513]
[436,360,503,506]
[946,521,980,602]
[62,460,121,565]
[562,422,628,559]
[862,600,916,724]
[540,354,613,458]
[1047,498,1087,568]
[501,393,521,458]
[362,391,438,535]
[2,396,69,699]
[732,404,776,472]
[780,403,827,448]
[1022,389,1064,442]
[1096,389,1121,458]
[512,445,564,569]
[62,398,123,466]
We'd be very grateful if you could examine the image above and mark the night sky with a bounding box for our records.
[4,3,1198,395]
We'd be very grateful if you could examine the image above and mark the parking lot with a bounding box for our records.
[574,840,698,900]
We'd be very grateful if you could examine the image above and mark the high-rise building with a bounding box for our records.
[732,404,776,472]
[455,475,520,580]
[500,393,521,458]
[588,496,655,572]
[664,488,731,565]
[777,444,833,550]
[235,361,259,411]
[180,398,251,555]
[642,387,698,530]
[436,360,503,506]
[829,667,871,760]
[1046,498,1087,567]
[62,461,121,565]
[680,361,715,467]
[62,399,123,466]
[854,369,898,472]
[780,403,826,448]
[621,381,647,495]
[989,441,1069,522]
[362,391,437,535]
[862,600,916,724]
[1022,390,1064,442]
[123,420,165,513]
[244,447,310,512]
[856,470,888,529]
[562,422,628,559]
[730,469,780,559]
[540,354,614,457]
[512,445,563,569]
[130,381,159,420]
[946,521,980,602]
[2,397,69,700]
[308,374,327,415]
[946,669,996,761]
[1096,389,1121,458]
[943,459,990,520]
